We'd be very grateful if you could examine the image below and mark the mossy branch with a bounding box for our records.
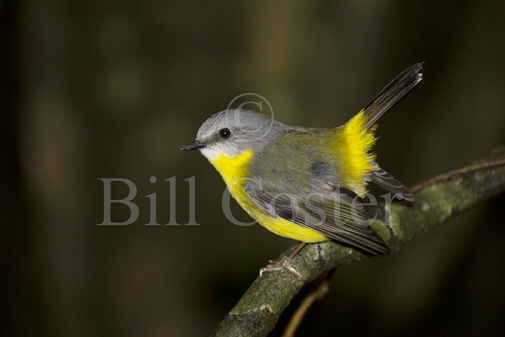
[211,146,505,337]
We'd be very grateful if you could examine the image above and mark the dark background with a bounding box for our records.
[2,1,505,336]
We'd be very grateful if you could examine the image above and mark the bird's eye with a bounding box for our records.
[219,128,231,139]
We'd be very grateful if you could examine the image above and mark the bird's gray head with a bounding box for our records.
[181,109,287,161]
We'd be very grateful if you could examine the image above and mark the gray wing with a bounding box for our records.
[371,166,414,201]
[244,175,390,255]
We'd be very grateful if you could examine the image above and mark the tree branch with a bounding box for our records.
[211,146,505,337]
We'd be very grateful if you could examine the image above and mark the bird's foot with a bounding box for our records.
[259,259,303,280]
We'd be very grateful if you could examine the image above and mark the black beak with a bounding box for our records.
[181,141,206,151]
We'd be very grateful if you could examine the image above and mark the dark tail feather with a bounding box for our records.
[363,63,424,129]
[371,166,414,201]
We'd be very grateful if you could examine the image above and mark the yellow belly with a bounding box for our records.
[209,151,330,243]
[256,215,329,242]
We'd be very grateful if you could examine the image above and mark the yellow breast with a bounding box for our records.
[209,150,329,242]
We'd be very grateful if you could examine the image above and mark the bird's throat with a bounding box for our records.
[210,150,254,189]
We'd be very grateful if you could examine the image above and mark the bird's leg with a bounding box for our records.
[260,242,307,279]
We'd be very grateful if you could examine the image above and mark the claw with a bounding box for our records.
[259,259,303,280]
[259,242,307,279]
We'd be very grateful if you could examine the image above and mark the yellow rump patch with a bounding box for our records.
[329,110,376,196]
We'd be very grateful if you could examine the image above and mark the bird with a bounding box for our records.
[181,63,423,277]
